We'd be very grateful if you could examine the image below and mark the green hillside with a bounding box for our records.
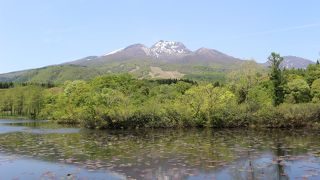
[0,58,257,83]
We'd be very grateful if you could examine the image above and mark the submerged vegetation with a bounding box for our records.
[1,53,320,129]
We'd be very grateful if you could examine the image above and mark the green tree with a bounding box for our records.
[284,78,310,103]
[227,60,265,104]
[23,86,44,118]
[306,64,320,85]
[247,85,273,111]
[268,52,284,106]
[183,84,236,127]
[311,78,320,102]
[12,87,25,115]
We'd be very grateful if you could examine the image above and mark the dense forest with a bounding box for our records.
[1,53,320,129]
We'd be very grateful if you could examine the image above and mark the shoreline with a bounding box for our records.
[1,117,320,130]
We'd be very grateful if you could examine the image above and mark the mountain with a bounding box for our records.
[65,40,244,81]
[262,56,315,69]
[184,48,242,65]
[2,40,311,83]
[281,56,315,69]
[64,56,99,66]
[69,40,240,66]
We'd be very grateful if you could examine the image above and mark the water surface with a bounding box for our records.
[0,119,320,179]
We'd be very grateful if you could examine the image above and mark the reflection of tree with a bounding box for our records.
[0,127,318,179]
[247,147,255,180]
[274,134,289,180]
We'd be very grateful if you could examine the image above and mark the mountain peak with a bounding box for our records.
[124,43,147,49]
[195,48,231,57]
[116,43,151,56]
[263,55,315,69]
[281,56,315,69]
[150,40,191,58]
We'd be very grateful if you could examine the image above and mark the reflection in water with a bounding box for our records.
[0,153,124,180]
[0,120,320,179]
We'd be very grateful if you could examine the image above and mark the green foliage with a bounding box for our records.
[0,85,44,118]
[184,72,226,83]
[311,79,320,102]
[182,84,237,127]
[306,64,320,85]
[247,85,273,111]
[227,61,265,103]
[0,82,14,89]
[256,103,320,128]
[284,78,310,103]
[283,69,305,82]
[268,52,284,106]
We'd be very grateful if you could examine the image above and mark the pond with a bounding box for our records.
[0,119,320,180]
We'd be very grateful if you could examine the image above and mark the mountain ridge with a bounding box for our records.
[0,40,315,83]
[68,40,242,66]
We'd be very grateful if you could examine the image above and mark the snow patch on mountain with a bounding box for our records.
[85,56,97,61]
[150,40,191,58]
[104,48,124,56]
[141,46,151,56]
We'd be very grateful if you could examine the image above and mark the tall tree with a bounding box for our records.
[227,60,264,104]
[268,52,284,106]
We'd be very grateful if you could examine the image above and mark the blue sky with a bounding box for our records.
[1,0,320,73]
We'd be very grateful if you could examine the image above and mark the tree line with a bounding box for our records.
[0,82,14,89]
[0,82,55,89]
[1,52,320,129]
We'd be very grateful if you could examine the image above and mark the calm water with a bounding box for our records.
[0,119,320,180]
